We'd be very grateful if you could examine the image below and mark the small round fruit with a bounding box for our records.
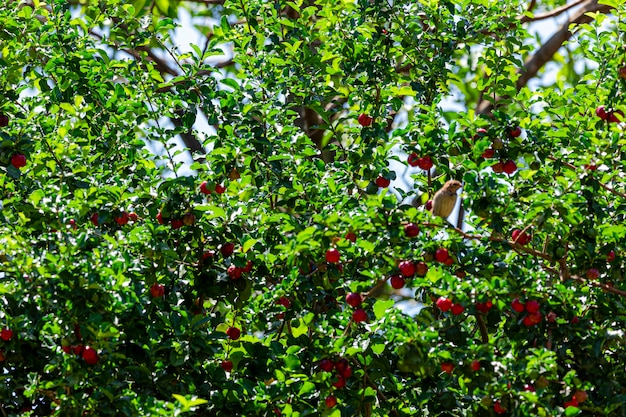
[11,154,27,169]
[586,268,600,280]
[503,160,517,175]
[129,212,138,222]
[319,358,335,372]
[443,257,454,266]
[325,395,337,408]
[450,303,465,316]
[82,346,98,365]
[440,362,454,374]
[221,360,234,372]
[436,297,452,312]
[375,176,390,188]
[277,296,291,308]
[493,400,506,414]
[417,156,433,170]
[574,390,588,403]
[171,219,184,229]
[332,375,346,388]
[525,300,540,314]
[326,248,340,263]
[407,153,420,167]
[481,148,495,158]
[352,308,368,323]
[221,242,235,257]
[470,360,480,372]
[491,161,504,173]
[345,231,357,242]
[523,311,542,326]
[475,300,493,313]
[398,260,416,277]
[335,358,349,373]
[226,327,241,340]
[200,181,211,194]
[340,365,353,379]
[156,212,164,225]
[115,212,130,226]
[357,113,373,127]
[511,229,531,245]
[435,248,449,263]
[404,223,419,238]
[511,298,526,313]
[596,105,608,120]
[0,328,14,341]
[345,292,363,308]
[390,275,405,289]
[215,184,226,194]
[227,265,243,280]
[150,283,165,298]
[620,67,626,80]
[607,250,616,262]
[0,114,8,127]
[509,126,522,137]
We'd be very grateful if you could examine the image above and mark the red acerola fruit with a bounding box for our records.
[227,265,243,280]
[221,360,234,372]
[574,390,588,403]
[156,211,164,225]
[436,297,453,312]
[352,308,368,323]
[509,126,522,137]
[414,261,428,277]
[221,242,235,257]
[62,345,72,354]
[407,153,420,167]
[608,109,624,123]
[332,375,346,388]
[475,128,488,137]
[357,113,373,127]
[170,219,184,229]
[443,257,454,266]
[481,148,495,158]
[226,327,241,340]
[129,212,138,222]
[493,400,506,414]
[596,105,608,120]
[345,292,363,308]
[277,296,291,309]
[214,184,226,194]
[607,250,616,262]
[200,181,212,195]
[390,275,405,289]
[440,362,454,374]
[564,396,579,409]
[345,231,357,242]
[404,223,419,238]
[511,229,531,245]
[0,328,14,341]
[491,161,504,173]
[0,114,8,127]
[470,360,481,372]
[319,358,335,372]
[450,303,465,316]
[340,365,353,379]
[524,384,536,392]
[586,268,600,280]
[475,300,493,313]
[525,300,540,314]
[90,213,99,226]
[425,200,433,211]
[325,395,337,408]
[398,260,416,277]
[82,346,98,365]
[335,358,348,373]
[375,176,391,188]
[435,248,449,263]
[523,311,542,326]
[150,283,165,298]
[243,260,253,273]
[325,248,340,263]
[503,160,517,175]
[417,156,433,170]
[10,154,27,169]
[511,298,526,313]
[115,212,130,226]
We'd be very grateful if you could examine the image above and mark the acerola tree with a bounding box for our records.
[2,0,626,416]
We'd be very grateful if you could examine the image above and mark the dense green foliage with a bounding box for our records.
[2,0,626,415]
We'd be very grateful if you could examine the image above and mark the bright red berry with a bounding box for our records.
[150,283,165,298]
[491,161,504,173]
[352,308,368,323]
[357,113,373,127]
[435,248,449,263]
[332,375,346,388]
[512,229,531,245]
[417,156,433,170]
[345,231,357,242]
[415,261,428,276]
[586,268,600,280]
[170,219,184,229]
[407,153,420,167]
[340,365,353,379]
[345,292,363,308]
[325,395,337,408]
[214,184,226,194]
[471,360,480,372]
[564,396,579,409]
[82,346,98,365]
[10,154,27,169]
[91,213,99,226]
[326,248,340,263]
[475,300,493,313]
[398,260,416,277]
[243,260,253,273]
[319,358,335,372]
[450,303,465,316]
[596,105,608,120]
[200,181,211,194]
[511,298,525,313]
[440,362,454,374]
[221,242,235,257]
[404,223,419,237]
[227,265,243,280]
[493,400,506,414]
[129,212,138,222]
[221,360,233,372]
[0,328,13,341]
[481,148,495,158]
[390,275,405,289]
[277,296,291,309]
[375,176,390,188]
[156,212,164,225]
[115,211,130,226]
[525,300,540,314]
[509,126,522,137]
[226,327,241,340]
[436,297,453,312]
[523,311,542,326]
[503,160,517,175]
[607,250,616,262]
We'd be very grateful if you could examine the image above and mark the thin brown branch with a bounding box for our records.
[573,275,626,297]
[475,313,489,344]
[520,0,588,24]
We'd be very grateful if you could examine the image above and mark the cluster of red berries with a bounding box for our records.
[475,127,522,175]
[407,153,434,170]
[156,211,196,229]
[511,298,542,326]
[436,296,464,315]
[357,113,373,127]
[91,211,139,227]
[318,357,354,408]
[200,181,226,195]
[345,292,367,323]
[511,228,531,245]
[596,105,623,123]
[61,344,99,365]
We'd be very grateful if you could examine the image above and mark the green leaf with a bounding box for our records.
[373,299,395,321]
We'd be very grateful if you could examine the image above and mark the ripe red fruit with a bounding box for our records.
[574,390,588,403]
[481,148,495,158]
[404,223,419,237]
[0,328,14,341]
[340,365,353,378]
[511,298,526,313]
[470,360,480,372]
[277,296,291,308]
[319,358,335,372]
[417,156,433,170]
[227,265,243,280]
[332,375,346,388]
[390,275,405,289]
[221,242,235,257]
[326,248,340,263]
[11,154,27,169]
[156,212,164,225]
[243,260,253,273]
[586,268,600,280]
[440,362,454,374]
[435,248,450,263]
[129,212,138,222]
[450,303,465,316]
[607,250,616,262]
[115,212,130,226]
[215,184,226,194]
[442,257,454,266]
[82,346,98,365]
[436,297,453,312]
[73,344,84,356]
[491,161,504,173]
[475,300,493,313]
[523,311,542,326]
[509,126,522,137]
[0,114,8,127]
[170,219,184,229]
[200,181,211,195]
[150,283,165,298]
[407,263,424,279]
[564,395,579,409]
[493,400,506,414]
[325,395,337,408]
[62,345,71,354]
[525,300,540,314]
[407,153,420,167]
[398,260,416,277]
[511,229,531,245]
[221,360,234,372]
[425,200,433,211]
[503,160,517,175]
[344,231,357,242]
[375,176,390,188]
[608,109,624,123]
[475,128,488,137]
[357,113,373,127]
[352,308,368,323]
[226,327,241,340]
[345,292,363,307]
[524,384,536,392]
[596,105,608,120]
